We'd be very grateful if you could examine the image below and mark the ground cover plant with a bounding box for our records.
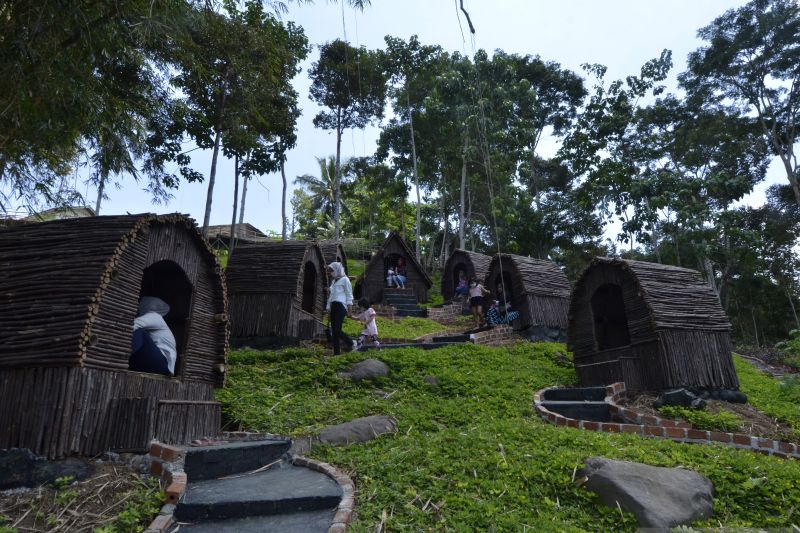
[218,343,800,531]
[735,355,800,435]
[657,406,743,433]
[342,316,446,340]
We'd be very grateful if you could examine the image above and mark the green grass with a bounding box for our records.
[342,315,446,340]
[658,406,743,432]
[735,355,800,434]
[218,344,800,531]
[347,258,366,279]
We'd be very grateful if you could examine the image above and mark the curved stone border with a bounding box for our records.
[292,456,356,533]
[534,382,800,460]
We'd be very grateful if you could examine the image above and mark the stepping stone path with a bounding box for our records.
[538,386,616,422]
[167,438,347,532]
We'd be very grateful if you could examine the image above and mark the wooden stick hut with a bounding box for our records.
[568,257,739,391]
[227,242,327,346]
[484,253,571,331]
[0,214,228,458]
[356,232,432,304]
[441,249,492,301]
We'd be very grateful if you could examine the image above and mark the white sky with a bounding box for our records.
[55,0,785,235]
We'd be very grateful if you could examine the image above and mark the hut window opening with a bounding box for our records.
[591,283,631,351]
[301,261,317,313]
[137,261,193,375]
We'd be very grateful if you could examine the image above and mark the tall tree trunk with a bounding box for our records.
[467,187,473,251]
[334,110,343,240]
[95,170,107,215]
[408,91,421,262]
[459,134,468,249]
[439,191,448,269]
[202,90,227,238]
[281,158,288,241]
[238,171,248,226]
[788,289,800,330]
[229,154,239,254]
[400,175,407,239]
[703,256,717,294]
[751,307,760,347]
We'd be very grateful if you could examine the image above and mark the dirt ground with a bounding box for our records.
[0,462,160,533]
[620,392,798,443]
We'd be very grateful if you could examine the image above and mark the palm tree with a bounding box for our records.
[294,156,350,228]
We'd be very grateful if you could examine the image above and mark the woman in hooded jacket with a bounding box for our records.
[326,262,357,355]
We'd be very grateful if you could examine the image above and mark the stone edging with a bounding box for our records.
[533,382,800,460]
[292,455,356,533]
[143,433,356,532]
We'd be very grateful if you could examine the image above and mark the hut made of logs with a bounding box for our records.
[568,257,739,391]
[441,249,492,301]
[227,242,327,346]
[356,232,432,304]
[484,253,571,331]
[0,214,228,459]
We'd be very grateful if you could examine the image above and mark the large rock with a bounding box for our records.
[338,359,389,382]
[580,457,713,530]
[319,415,397,446]
[653,388,706,409]
[0,448,94,490]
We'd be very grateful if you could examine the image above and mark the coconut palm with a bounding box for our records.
[294,155,351,227]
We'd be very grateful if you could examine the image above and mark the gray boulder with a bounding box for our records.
[319,415,397,446]
[580,457,713,530]
[653,388,706,410]
[338,358,389,382]
[0,448,94,490]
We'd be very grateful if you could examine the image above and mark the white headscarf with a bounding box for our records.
[328,261,346,280]
[138,296,170,317]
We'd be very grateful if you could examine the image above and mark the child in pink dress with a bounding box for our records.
[353,298,380,349]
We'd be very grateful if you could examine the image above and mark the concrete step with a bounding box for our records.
[539,401,615,423]
[175,463,342,522]
[395,309,427,317]
[172,509,337,533]
[389,303,423,311]
[384,297,419,306]
[183,439,291,482]
[431,334,472,343]
[541,387,607,402]
[360,341,461,351]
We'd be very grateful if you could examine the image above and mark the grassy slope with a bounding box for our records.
[218,345,800,531]
[735,355,800,433]
[342,316,447,340]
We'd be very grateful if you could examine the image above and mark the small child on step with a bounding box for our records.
[353,298,380,349]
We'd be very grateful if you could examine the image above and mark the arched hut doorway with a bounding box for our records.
[357,232,432,305]
[301,261,318,313]
[441,250,491,302]
[568,257,738,391]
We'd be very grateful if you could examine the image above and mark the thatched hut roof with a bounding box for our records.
[227,241,327,296]
[488,253,571,299]
[316,241,348,273]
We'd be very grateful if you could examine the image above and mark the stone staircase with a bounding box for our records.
[163,439,347,532]
[537,386,620,423]
[383,288,426,318]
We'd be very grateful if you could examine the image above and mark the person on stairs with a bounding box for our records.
[394,257,407,289]
[326,262,357,355]
[130,296,177,376]
[352,298,380,348]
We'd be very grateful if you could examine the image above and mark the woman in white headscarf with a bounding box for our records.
[130,296,177,376]
[325,262,357,354]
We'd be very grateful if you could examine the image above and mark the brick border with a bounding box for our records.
[292,456,356,533]
[533,382,800,460]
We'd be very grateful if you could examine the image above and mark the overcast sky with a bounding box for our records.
[66,0,782,236]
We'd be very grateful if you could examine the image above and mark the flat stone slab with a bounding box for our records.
[183,439,291,482]
[319,415,397,446]
[0,449,94,490]
[581,457,713,529]
[338,358,389,382]
[175,464,342,521]
[172,509,336,533]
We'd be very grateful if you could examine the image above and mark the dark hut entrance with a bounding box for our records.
[356,233,432,305]
[591,284,630,350]
[441,250,492,302]
[139,260,194,372]
[384,253,403,279]
[495,270,514,304]
[301,261,318,313]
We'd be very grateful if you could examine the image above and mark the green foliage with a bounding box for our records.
[734,355,800,432]
[95,477,163,533]
[658,406,743,433]
[346,258,366,278]
[342,316,445,340]
[218,344,800,530]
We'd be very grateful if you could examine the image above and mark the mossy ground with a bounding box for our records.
[218,343,800,531]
